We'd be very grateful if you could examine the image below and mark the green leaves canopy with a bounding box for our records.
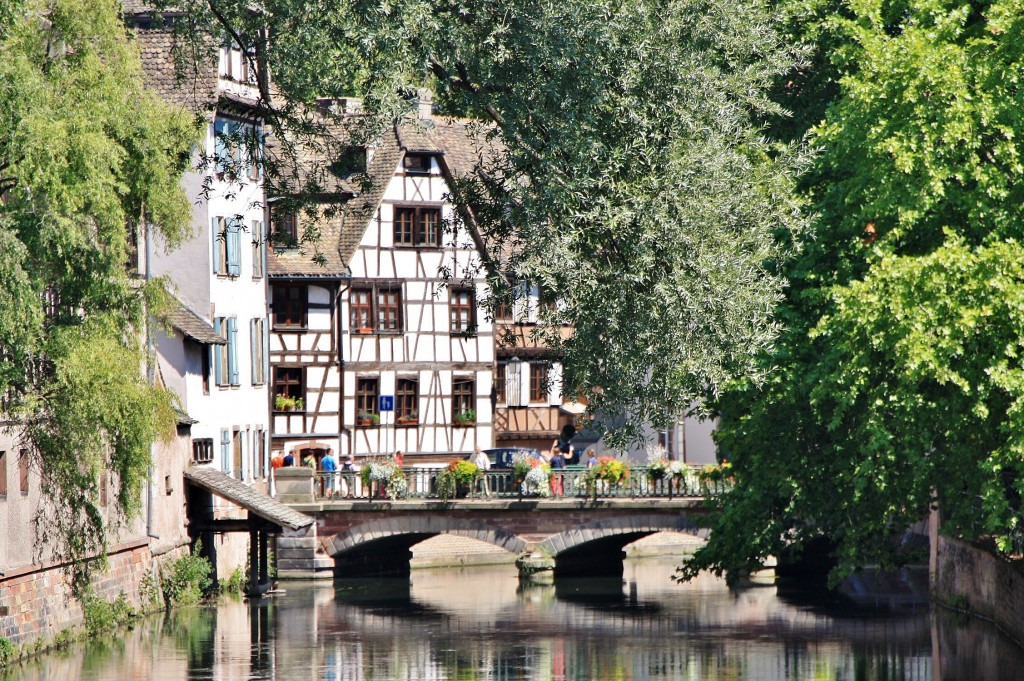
[176,0,810,438]
[687,0,1024,581]
[0,0,197,587]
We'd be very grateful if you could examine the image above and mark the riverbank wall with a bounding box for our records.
[932,535,1024,647]
[0,539,190,656]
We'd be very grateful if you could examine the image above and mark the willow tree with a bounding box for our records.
[162,0,810,440]
[0,0,197,589]
[684,0,1024,582]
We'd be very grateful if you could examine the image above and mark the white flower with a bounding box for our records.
[524,466,551,497]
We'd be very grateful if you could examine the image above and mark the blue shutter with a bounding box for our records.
[226,219,241,276]
[250,318,258,385]
[220,428,230,471]
[257,220,266,277]
[211,217,221,274]
[214,119,229,174]
[213,317,223,385]
[228,315,239,385]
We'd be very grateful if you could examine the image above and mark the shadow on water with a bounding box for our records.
[334,577,447,621]
[552,576,663,615]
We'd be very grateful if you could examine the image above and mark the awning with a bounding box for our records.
[166,300,226,345]
[184,467,313,531]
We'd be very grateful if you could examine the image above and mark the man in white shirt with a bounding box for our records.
[473,448,492,496]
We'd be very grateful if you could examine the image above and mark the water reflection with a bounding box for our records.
[4,558,1024,681]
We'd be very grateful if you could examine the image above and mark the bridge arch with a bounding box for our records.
[537,515,710,577]
[323,517,528,577]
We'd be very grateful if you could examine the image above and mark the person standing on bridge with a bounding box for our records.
[549,445,566,496]
[473,448,492,496]
[321,448,338,497]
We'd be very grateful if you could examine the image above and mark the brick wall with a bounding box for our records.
[0,541,189,649]
[933,535,1024,646]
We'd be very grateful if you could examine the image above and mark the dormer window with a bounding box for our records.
[403,154,431,174]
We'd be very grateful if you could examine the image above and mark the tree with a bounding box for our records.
[0,0,197,589]
[684,0,1024,582]
[160,0,810,440]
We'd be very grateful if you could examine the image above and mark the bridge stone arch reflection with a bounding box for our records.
[298,501,714,579]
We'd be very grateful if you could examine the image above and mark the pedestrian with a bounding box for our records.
[585,447,597,469]
[340,454,357,497]
[473,447,492,496]
[271,452,284,469]
[302,450,316,469]
[393,450,404,467]
[549,446,566,496]
[320,448,338,497]
[282,451,295,467]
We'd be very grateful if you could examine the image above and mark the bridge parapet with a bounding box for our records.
[277,465,727,504]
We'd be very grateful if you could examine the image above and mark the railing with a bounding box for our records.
[307,465,729,501]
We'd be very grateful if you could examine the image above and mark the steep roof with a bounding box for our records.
[129,22,219,117]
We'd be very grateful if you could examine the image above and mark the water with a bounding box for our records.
[5,557,1024,680]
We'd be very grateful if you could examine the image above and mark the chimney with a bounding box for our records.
[417,88,433,121]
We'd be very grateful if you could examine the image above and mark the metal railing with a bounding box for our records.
[308,465,729,501]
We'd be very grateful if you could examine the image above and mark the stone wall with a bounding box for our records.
[933,535,1024,646]
[0,540,189,649]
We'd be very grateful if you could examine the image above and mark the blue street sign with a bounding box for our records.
[379,395,394,412]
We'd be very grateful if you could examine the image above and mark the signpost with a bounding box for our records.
[379,396,394,455]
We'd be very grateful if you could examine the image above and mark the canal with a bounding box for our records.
[4,556,1023,680]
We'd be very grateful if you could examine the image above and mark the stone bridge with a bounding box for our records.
[278,498,714,581]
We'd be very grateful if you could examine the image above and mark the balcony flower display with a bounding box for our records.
[512,452,550,497]
[587,457,629,485]
[437,460,480,499]
[359,457,407,499]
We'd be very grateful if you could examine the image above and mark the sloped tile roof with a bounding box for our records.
[130,24,219,117]
[166,299,225,345]
[185,467,313,530]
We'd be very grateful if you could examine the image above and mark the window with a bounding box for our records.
[393,206,440,246]
[377,286,402,332]
[530,362,548,403]
[350,284,403,333]
[495,363,506,403]
[396,378,418,424]
[350,289,373,331]
[19,449,29,495]
[274,367,304,410]
[356,377,379,425]
[252,220,265,278]
[274,284,307,329]
[220,429,230,471]
[450,288,475,335]
[452,378,475,425]
[219,35,235,79]
[193,438,214,464]
[254,429,265,479]
[271,206,298,245]
[251,318,266,385]
[214,317,239,386]
[0,450,6,497]
[403,154,431,173]
[211,216,241,276]
[214,117,256,179]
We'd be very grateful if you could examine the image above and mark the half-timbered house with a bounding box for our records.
[269,103,495,463]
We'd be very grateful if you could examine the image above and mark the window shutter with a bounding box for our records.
[259,220,267,276]
[227,317,239,385]
[214,119,229,174]
[220,428,230,471]
[250,318,259,385]
[213,317,223,385]
[211,217,221,274]
[226,219,241,276]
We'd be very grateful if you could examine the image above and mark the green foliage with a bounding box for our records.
[81,591,138,638]
[687,0,1024,583]
[437,460,480,499]
[587,457,630,486]
[166,0,811,440]
[0,637,18,668]
[220,567,246,596]
[0,0,197,589]
[161,547,213,607]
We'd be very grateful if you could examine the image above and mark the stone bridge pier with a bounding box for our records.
[276,499,712,582]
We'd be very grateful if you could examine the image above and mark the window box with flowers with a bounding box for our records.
[396,410,419,426]
[436,460,480,499]
[586,456,630,499]
[453,409,476,426]
[274,395,304,412]
[357,411,380,427]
